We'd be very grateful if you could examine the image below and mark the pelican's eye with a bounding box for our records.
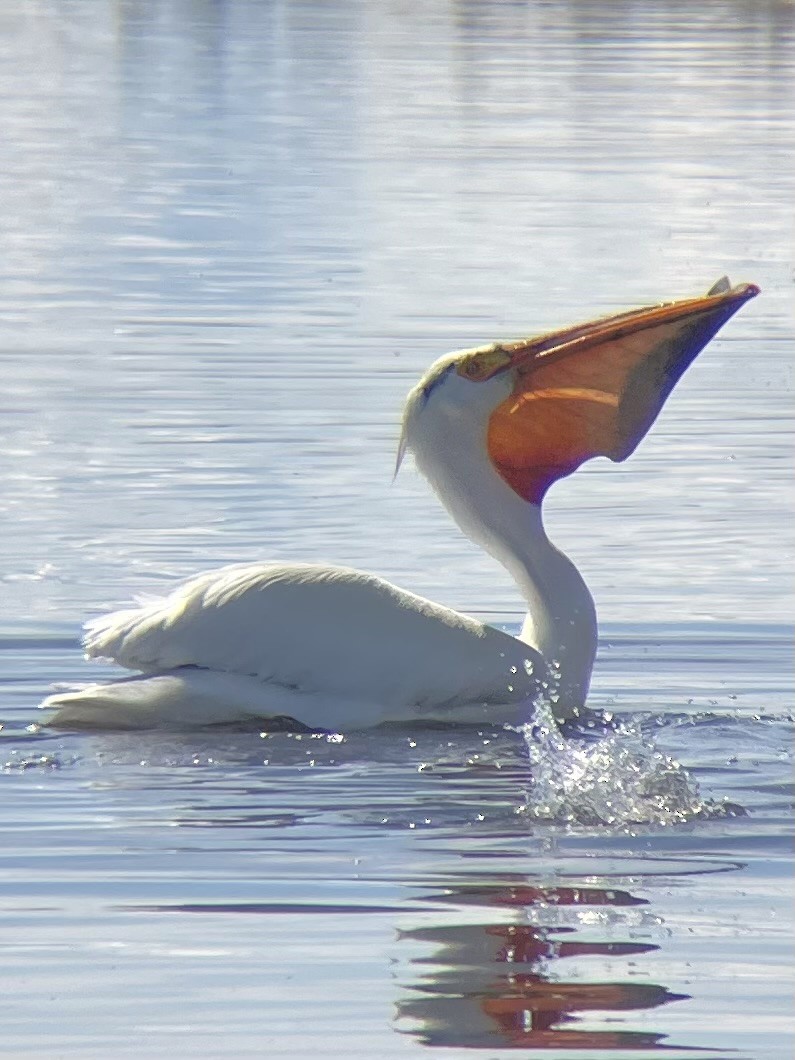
[456,344,513,382]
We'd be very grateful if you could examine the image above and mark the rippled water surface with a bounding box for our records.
[1,1,793,1057]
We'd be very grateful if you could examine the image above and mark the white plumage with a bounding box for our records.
[49,562,541,729]
[42,280,757,731]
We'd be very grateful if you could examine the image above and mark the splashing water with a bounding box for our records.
[517,701,737,828]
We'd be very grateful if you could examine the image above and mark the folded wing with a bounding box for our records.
[82,562,543,710]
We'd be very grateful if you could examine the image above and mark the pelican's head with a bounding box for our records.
[399,278,759,507]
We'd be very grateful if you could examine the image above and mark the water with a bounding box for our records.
[1,1,793,1056]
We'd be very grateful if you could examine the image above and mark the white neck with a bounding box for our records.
[429,461,596,710]
[406,371,597,710]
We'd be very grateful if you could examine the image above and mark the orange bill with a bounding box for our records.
[487,279,759,503]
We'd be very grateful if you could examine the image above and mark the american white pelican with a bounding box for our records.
[43,279,758,731]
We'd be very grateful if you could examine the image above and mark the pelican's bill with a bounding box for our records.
[486,280,759,502]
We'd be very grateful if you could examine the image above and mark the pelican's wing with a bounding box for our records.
[487,280,758,501]
[81,562,541,709]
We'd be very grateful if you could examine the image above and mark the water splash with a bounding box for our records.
[517,702,740,827]
[2,751,64,772]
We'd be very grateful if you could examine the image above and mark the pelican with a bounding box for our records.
[43,278,758,731]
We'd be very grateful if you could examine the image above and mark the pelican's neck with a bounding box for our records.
[413,442,596,712]
[405,367,598,712]
[495,500,596,711]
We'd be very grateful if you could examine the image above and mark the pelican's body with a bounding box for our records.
[49,563,547,729]
[43,279,757,731]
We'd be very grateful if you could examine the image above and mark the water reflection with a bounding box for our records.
[397,879,684,1051]
[4,708,779,1055]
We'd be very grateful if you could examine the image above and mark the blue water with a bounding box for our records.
[1,1,793,1056]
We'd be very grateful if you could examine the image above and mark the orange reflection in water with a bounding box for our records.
[397,881,687,1050]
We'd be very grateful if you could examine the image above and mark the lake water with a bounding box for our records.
[1,1,793,1056]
